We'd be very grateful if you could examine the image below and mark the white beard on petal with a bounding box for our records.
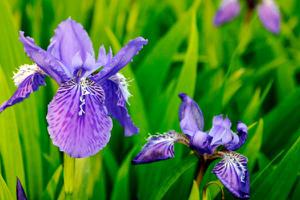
[13,63,43,86]
[110,73,132,103]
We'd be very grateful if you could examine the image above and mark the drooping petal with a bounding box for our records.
[47,18,96,74]
[16,178,27,200]
[214,0,241,26]
[225,122,248,151]
[178,93,204,137]
[257,0,280,34]
[102,75,138,136]
[212,152,250,199]
[92,37,148,83]
[190,131,213,154]
[19,31,70,83]
[46,78,112,158]
[132,131,189,164]
[0,64,45,113]
[209,115,235,149]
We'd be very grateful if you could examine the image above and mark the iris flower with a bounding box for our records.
[0,18,148,158]
[133,93,250,199]
[214,0,281,34]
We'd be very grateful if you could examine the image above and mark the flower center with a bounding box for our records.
[78,78,94,116]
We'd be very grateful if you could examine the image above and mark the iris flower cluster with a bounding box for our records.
[214,0,281,34]
[133,93,250,199]
[2,17,252,199]
[0,18,147,158]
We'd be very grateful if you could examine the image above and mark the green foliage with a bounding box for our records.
[0,0,299,199]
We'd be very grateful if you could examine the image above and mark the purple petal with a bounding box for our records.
[209,115,235,149]
[92,37,148,83]
[225,122,248,151]
[17,178,27,200]
[190,131,213,154]
[97,45,113,67]
[46,78,112,158]
[0,72,45,113]
[258,0,280,34]
[132,131,188,164]
[178,93,204,137]
[212,152,250,199]
[102,77,138,136]
[19,32,70,84]
[214,0,241,26]
[47,18,96,74]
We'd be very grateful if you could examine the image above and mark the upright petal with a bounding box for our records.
[190,131,213,154]
[178,93,204,137]
[46,78,112,158]
[16,178,27,200]
[132,131,189,164]
[92,37,148,83]
[19,32,70,83]
[209,115,235,149]
[0,64,45,113]
[258,0,280,34]
[214,0,241,26]
[212,152,250,199]
[47,18,96,74]
[96,45,113,67]
[102,75,138,136]
[225,122,248,151]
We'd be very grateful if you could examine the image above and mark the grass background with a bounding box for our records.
[0,0,300,199]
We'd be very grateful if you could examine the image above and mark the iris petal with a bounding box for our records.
[214,0,241,26]
[190,131,213,154]
[178,93,204,137]
[212,152,250,199]
[132,131,188,164]
[46,78,112,158]
[0,70,45,113]
[47,18,96,74]
[19,31,70,83]
[92,37,148,83]
[225,122,248,151]
[102,78,138,136]
[258,0,280,34]
[17,178,27,200]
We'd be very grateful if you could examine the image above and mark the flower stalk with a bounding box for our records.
[64,154,75,199]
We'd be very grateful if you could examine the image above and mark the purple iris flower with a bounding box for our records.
[214,0,241,26]
[257,0,281,33]
[133,93,250,199]
[17,178,27,200]
[214,0,281,34]
[0,18,148,158]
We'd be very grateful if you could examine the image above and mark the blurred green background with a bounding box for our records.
[0,0,300,199]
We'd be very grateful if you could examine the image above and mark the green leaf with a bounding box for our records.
[0,174,13,200]
[151,155,198,200]
[263,88,300,155]
[42,165,63,200]
[188,181,200,200]
[243,119,263,172]
[111,148,136,200]
[135,1,199,103]
[252,136,300,199]
[0,68,25,193]
[162,9,199,129]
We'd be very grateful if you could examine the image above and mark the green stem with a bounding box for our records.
[64,154,75,199]
[195,157,207,186]
[202,181,225,200]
